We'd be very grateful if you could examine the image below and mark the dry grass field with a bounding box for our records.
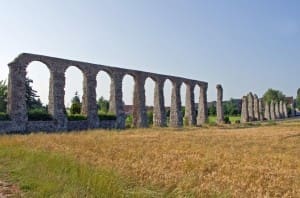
[0,121,299,197]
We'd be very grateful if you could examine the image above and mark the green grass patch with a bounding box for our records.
[208,116,240,124]
[0,145,162,197]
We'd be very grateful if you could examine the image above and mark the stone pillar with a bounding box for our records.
[153,79,166,127]
[253,94,260,121]
[7,62,27,132]
[109,72,125,128]
[184,83,196,126]
[241,96,249,123]
[197,84,208,125]
[290,98,295,117]
[81,69,99,128]
[275,102,281,119]
[259,99,264,121]
[264,101,271,120]
[48,65,67,131]
[247,92,254,121]
[283,102,288,118]
[270,100,276,120]
[170,80,183,127]
[279,100,284,118]
[216,84,224,124]
[132,74,147,128]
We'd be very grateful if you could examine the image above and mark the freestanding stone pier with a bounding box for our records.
[247,93,254,121]
[241,96,249,123]
[216,84,224,124]
[264,102,271,120]
[1,53,208,133]
[253,94,260,121]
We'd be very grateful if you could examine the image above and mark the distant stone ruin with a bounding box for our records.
[0,53,208,133]
[241,92,294,123]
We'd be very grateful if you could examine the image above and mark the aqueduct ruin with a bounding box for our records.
[1,53,208,132]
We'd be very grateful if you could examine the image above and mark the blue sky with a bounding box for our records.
[0,0,299,106]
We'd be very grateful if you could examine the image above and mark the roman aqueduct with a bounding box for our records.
[1,53,208,132]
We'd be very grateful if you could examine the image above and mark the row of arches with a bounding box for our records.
[26,61,201,111]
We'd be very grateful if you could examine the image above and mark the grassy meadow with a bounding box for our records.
[0,121,299,197]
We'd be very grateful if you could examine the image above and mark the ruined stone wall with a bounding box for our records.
[2,53,208,133]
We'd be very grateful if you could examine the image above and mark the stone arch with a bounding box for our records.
[64,66,85,114]
[26,61,51,112]
[194,84,201,117]
[144,76,156,126]
[180,81,187,114]
[122,73,136,106]
[163,78,172,125]
[96,70,112,113]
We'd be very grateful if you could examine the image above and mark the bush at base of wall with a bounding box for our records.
[0,112,10,121]
[28,109,52,121]
[98,113,117,121]
[67,114,87,121]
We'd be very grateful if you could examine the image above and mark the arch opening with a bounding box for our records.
[65,66,84,118]
[145,77,155,126]
[26,61,51,120]
[163,79,173,126]
[122,74,135,127]
[96,71,111,115]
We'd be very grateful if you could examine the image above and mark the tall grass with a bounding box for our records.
[0,121,299,197]
[0,146,162,197]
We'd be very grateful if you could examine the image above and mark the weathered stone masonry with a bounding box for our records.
[2,53,208,132]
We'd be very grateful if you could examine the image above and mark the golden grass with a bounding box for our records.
[1,121,300,197]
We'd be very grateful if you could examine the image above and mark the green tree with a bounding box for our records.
[97,96,109,113]
[147,111,153,125]
[296,88,300,109]
[263,89,285,104]
[70,92,81,114]
[0,80,7,112]
[208,104,216,116]
[25,78,43,110]
[223,98,240,116]
[71,91,81,104]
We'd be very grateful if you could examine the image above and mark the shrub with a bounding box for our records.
[235,120,241,124]
[125,115,133,128]
[70,103,81,114]
[67,114,87,121]
[0,112,10,121]
[28,109,52,121]
[224,116,231,124]
[147,111,153,125]
[98,113,116,120]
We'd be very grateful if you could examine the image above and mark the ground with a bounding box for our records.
[0,121,299,197]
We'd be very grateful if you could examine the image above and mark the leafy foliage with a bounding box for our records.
[0,112,10,120]
[70,92,82,114]
[263,89,285,104]
[296,88,300,109]
[97,96,109,113]
[147,111,153,125]
[223,99,240,116]
[0,80,7,112]
[98,113,116,120]
[25,78,44,110]
[208,104,216,116]
[70,103,81,114]
[28,108,52,121]
[67,114,87,121]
